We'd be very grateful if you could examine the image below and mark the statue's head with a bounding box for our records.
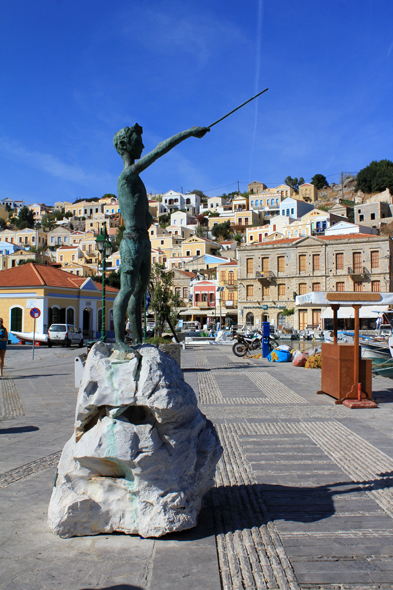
[113,124,144,158]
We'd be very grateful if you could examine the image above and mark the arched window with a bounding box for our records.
[246,312,254,326]
[10,306,23,332]
[66,307,74,325]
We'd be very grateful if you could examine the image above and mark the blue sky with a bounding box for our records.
[1,0,393,205]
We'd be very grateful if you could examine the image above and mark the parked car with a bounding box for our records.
[47,324,84,347]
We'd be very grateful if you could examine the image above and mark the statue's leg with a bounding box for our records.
[127,241,151,344]
[113,239,140,348]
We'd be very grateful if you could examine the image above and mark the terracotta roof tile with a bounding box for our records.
[0,263,118,292]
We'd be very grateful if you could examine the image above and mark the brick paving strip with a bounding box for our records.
[0,451,61,488]
[0,372,25,421]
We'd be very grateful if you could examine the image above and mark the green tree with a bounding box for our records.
[233,233,243,245]
[17,206,35,229]
[92,270,121,290]
[311,174,329,190]
[284,176,305,191]
[356,160,393,194]
[149,264,181,336]
[211,221,231,240]
[0,217,6,229]
[195,224,205,238]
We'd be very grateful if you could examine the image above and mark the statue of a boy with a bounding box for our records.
[112,124,209,350]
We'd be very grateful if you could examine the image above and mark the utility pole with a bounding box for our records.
[341,172,344,200]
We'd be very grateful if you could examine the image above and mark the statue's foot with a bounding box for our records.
[112,341,142,361]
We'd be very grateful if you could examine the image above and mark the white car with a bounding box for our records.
[48,324,84,348]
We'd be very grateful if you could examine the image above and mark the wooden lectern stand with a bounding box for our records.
[317,294,376,408]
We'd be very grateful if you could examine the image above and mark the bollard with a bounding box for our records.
[262,321,270,358]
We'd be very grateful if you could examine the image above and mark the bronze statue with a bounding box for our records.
[112,124,209,350]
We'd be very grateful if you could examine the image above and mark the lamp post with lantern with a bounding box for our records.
[95,222,112,342]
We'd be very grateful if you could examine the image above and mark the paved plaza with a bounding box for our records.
[1,343,393,589]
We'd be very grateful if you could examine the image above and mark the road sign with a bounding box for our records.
[30,308,41,319]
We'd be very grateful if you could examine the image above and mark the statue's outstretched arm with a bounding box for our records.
[134,127,209,175]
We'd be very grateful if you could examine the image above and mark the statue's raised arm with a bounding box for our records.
[133,126,209,175]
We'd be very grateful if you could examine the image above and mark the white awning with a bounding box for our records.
[320,305,389,319]
[296,292,393,307]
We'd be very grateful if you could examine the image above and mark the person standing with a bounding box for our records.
[0,318,8,377]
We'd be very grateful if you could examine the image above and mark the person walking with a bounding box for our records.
[0,318,8,377]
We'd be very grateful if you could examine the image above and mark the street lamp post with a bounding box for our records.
[95,222,112,342]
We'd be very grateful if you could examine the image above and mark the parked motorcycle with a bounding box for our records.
[232,330,277,357]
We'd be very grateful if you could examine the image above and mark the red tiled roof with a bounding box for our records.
[172,269,196,278]
[217,260,238,266]
[0,263,118,292]
[319,233,382,241]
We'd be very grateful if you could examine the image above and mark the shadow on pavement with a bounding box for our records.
[214,472,393,529]
[80,586,144,590]
[0,425,40,434]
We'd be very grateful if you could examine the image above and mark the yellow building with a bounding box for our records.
[56,245,84,266]
[298,183,318,203]
[60,262,95,277]
[0,263,118,338]
[1,227,48,248]
[217,260,238,320]
[245,225,270,244]
[181,236,220,258]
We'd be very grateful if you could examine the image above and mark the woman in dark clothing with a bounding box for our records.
[0,318,8,377]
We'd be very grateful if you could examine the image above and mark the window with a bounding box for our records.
[246,285,254,299]
[371,281,380,292]
[196,249,201,256]
[51,237,55,243]
[312,283,321,291]
[353,252,362,273]
[354,281,362,292]
[359,215,364,222]
[246,258,254,276]
[255,200,259,206]
[175,287,181,297]
[262,284,270,298]
[249,235,254,242]
[299,255,306,272]
[371,251,379,269]
[261,257,269,273]
[336,282,345,292]
[228,271,234,285]
[299,283,307,295]
[278,284,286,298]
[244,218,249,225]
[10,307,23,331]
[186,250,191,256]
[251,200,254,206]
[227,291,234,301]
[238,218,242,225]
[336,252,344,271]
[220,271,226,281]
[60,255,63,262]
[66,308,74,324]
[370,213,375,220]
[183,287,189,299]
[291,208,294,215]
[312,254,320,272]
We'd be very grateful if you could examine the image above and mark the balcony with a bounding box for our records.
[224,300,237,308]
[256,270,275,283]
[348,266,368,280]
[223,280,238,289]
[196,301,215,308]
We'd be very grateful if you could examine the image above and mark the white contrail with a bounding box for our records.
[248,0,264,184]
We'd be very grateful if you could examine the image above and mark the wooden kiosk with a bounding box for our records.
[295,292,393,408]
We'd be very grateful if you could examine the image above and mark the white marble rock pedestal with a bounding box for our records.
[48,342,222,538]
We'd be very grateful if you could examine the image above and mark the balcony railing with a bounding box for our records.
[348,266,369,280]
[195,301,215,307]
[256,270,275,282]
[223,280,238,288]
